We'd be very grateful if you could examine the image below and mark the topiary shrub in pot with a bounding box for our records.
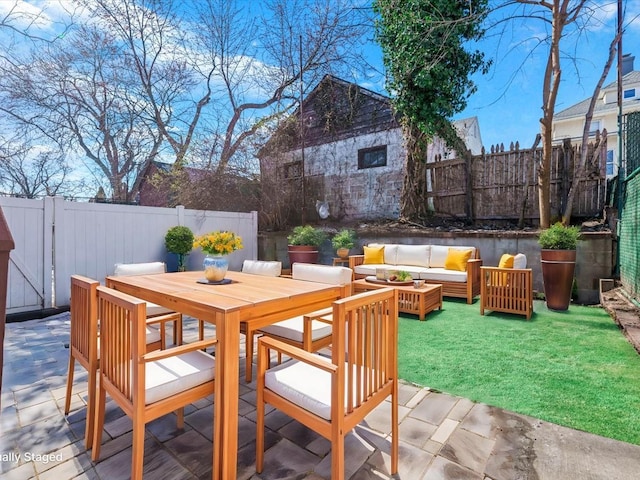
[331,229,357,259]
[287,225,327,266]
[538,222,581,310]
[165,226,194,272]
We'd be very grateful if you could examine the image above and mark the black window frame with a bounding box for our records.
[358,145,387,169]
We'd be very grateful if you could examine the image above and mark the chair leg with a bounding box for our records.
[332,435,345,479]
[174,316,183,345]
[256,345,265,473]
[84,366,98,450]
[198,319,205,342]
[176,407,184,429]
[245,328,254,383]
[64,354,75,414]
[91,384,106,461]
[132,418,145,480]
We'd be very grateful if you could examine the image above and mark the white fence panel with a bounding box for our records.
[0,196,257,315]
[0,197,53,314]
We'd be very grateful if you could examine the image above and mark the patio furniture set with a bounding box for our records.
[63,243,533,479]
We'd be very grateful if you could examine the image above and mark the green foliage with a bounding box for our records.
[373,0,489,147]
[538,223,581,250]
[287,225,327,247]
[331,229,356,250]
[165,226,194,271]
[395,270,412,281]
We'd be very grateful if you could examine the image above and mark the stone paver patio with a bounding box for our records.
[2,310,640,480]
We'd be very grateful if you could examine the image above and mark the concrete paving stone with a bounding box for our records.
[278,417,324,449]
[16,414,78,454]
[0,460,36,479]
[0,403,19,433]
[404,386,431,409]
[184,406,213,441]
[447,397,475,422]
[238,415,258,449]
[440,427,495,474]
[237,426,281,480]
[397,381,424,405]
[146,412,193,443]
[398,415,437,448]
[163,429,214,478]
[430,418,459,444]
[14,381,55,410]
[93,430,133,461]
[367,439,434,480]
[257,437,321,480]
[262,407,294,432]
[103,410,134,439]
[460,403,501,439]
[31,439,91,474]
[422,439,443,456]
[362,399,411,435]
[305,433,331,457]
[409,391,459,426]
[421,455,483,480]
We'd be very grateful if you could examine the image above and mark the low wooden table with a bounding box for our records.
[353,278,443,320]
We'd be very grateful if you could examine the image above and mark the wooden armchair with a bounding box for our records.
[246,263,352,382]
[256,288,399,479]
[480,254,533,320]
[112,261,183,346]
[91,286,216,480]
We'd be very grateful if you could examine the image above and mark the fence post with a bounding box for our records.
[0,206,15,409]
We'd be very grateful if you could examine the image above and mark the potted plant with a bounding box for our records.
[331,229,356,259]
[193,230,243,282]
[164,226,194,271]
[538,222,581,310]
[287,225,327,265]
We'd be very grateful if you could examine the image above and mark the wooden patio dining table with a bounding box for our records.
[105,269,344,480]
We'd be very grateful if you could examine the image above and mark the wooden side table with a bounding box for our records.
[353,278,442,320]
[332,257,350,267]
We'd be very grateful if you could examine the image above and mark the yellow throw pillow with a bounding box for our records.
[498,254,515,269]
[444,248,473,272]
[363,245,385,264]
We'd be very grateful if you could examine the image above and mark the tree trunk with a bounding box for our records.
[399,124,430,221]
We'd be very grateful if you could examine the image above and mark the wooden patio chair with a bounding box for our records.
[91,286,216,480]
[256,288,399,479]
[244,263,352,382]
[112,261,183,346]
[64,275,165,450]
[480,253,533,320]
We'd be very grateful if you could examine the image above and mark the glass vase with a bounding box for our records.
[203,255,228,282]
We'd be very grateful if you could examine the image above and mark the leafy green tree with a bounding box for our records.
[373,0,489,221]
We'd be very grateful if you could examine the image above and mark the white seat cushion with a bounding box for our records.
[353,264,387,277]
[259,316,332,342]
[265,355,334,420]
[146,302,175,317]
[242,260,282,277]
[145,350,215,405]
[418,267,468,283]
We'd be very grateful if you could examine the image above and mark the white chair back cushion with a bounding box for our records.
[395,245,430,268]
[292,263,352,285]
[113,261,166,276]
[368,243,398,265]
[513,253,527,269]
[242,260,282,277]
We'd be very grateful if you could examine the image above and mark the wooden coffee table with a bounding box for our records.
[353,278,442,321]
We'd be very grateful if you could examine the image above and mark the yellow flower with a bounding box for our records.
[193,230,244,256]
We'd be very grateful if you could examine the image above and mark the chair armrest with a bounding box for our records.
[145,312,181,325]
[142,339,217,362]
[467,258,482,283]
[258,336,337,374]
[303,307,333,324]
[349,255,364,269]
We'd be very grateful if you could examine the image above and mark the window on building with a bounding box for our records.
[623,88,636,99]
[284,161,302,179]
[606,150,614,176]
[358,146,387,169]
[589,119,602,135]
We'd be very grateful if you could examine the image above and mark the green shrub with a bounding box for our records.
[287,225,327,247]
[538,222,581,250]
[331,229,356,250]
[165,226,194,270]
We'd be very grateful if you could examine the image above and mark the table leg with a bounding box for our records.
[213,310,240,480]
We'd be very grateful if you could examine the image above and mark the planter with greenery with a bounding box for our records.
[165,226,194,271]
[331,229,356,259]
[287,225,327,266]
[538,222,581,310]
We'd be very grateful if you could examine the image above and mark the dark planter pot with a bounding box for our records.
[287,245,319,266]
[540,249,576,311]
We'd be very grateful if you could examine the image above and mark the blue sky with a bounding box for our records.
[360,1,640,149]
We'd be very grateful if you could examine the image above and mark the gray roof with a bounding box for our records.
[555,71,640,120]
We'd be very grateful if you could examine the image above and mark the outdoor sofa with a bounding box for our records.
[349,243,482,304]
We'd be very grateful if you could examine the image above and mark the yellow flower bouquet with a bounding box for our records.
[193,231,243,256]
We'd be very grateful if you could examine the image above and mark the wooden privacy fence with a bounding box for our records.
[0,196,258,315]
[427,134,607,223]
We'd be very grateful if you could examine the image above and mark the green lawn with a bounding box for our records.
[398,299,640,445]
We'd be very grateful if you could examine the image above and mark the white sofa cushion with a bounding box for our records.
[242,260,282,277]
[513,253,527,269]
[145,350,215,405]
[418,267,468,283]
[353,264,388,277]
[395,245,430,268]
[429,246,476,268]
[259,315,332,342]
